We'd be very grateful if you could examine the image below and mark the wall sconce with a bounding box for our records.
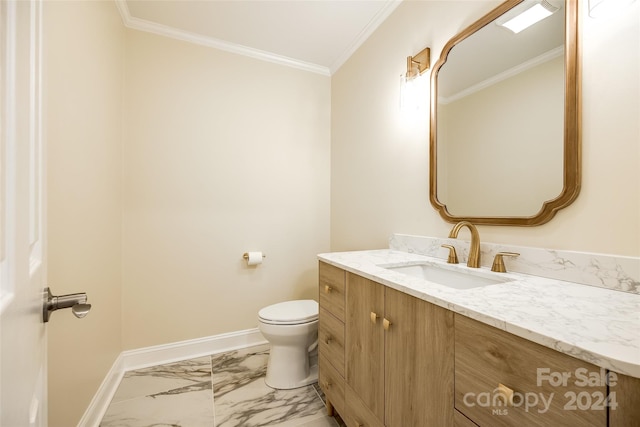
[405,47,430,80]
[589,0,636,17]
[400,47,430,112]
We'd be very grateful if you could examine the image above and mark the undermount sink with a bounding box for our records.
[382,262,512,290]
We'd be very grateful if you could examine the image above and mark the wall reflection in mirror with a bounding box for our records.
[430,0,581,226]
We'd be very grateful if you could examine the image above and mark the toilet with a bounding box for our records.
[258,299,319,389]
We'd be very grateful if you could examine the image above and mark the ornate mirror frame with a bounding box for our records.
[429,0,581,226]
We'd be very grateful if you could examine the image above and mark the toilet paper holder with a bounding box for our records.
[243,252,266,261]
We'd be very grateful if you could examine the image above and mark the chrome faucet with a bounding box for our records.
[448,221,481,268]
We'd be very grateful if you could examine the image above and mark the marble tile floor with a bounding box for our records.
[100,344,346,427]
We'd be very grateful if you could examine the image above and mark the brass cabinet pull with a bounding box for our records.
[498,383,514,406]
[383,318,392,330]
[323,380,332,389]
[370,311,379,323]
[324,285,332,293]
[324,335,333,345]
[491,252,520,272]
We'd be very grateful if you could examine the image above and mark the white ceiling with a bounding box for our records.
[117,0,402,75]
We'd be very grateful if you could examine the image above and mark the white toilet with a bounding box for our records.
[258,299,319,390]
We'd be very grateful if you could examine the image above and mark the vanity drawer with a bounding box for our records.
[319,307,345,377]
[319,262,345,321]
[319,354,345,419]
[344,384,385,427]
[455,314,606,427]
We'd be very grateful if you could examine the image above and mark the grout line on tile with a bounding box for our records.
[210,354,217,427]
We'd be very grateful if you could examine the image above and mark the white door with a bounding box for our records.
[1,0,47,426]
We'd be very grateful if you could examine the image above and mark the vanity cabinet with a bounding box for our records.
[319,261,639,427]
[345,272,455,427]
[455,314,607,427]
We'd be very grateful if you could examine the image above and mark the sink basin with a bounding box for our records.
[383,262,512,290]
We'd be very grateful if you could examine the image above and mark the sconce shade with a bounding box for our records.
[400,72,428,112]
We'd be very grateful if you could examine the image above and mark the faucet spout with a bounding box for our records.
[448,221,481,268]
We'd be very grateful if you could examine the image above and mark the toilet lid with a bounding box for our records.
[258,300,318,325]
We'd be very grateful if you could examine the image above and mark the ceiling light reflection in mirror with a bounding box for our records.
[496,0,559,33]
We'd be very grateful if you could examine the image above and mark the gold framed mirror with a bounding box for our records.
[429,0,580,226]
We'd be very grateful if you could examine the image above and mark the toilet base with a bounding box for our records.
[264,345,319,390]
[265,363,318,390]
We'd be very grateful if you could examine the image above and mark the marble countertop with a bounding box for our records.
[318,249,640,379]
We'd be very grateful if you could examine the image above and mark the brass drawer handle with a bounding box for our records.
[498,383,514,406]
[370,311,379,323]
[383,318,392,330]
[324,335,333,345]
[324,285,332,293]
[323,380,332,389]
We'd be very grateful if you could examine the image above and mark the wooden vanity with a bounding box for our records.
[318,261,640,427]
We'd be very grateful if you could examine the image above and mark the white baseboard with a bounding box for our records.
[76,355,125,427]
[78,328,267,427]
[120,328,267,371]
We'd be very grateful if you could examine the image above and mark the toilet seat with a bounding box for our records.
[258,300,318,325]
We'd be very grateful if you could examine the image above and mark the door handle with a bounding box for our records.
[43,287,92,323]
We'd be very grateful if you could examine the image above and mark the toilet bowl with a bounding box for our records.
[258,299,319,390]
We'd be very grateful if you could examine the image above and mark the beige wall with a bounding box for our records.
[45,1,124,426]
[331,0,640,257]
[121,30,331,349]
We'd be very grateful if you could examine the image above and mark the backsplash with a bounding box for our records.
[389,234,640,295]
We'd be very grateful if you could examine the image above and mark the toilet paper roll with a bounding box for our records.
[246,251,264,266]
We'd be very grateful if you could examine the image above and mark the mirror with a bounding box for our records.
[430,0,580,226]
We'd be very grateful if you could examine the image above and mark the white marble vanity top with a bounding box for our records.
[318,249,640,379]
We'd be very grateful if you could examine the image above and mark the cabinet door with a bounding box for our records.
[346,273,385,422]
[609,372,640,427]
[384,288,454,427]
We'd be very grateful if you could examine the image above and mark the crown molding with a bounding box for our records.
[114,0,331,76]
[329,0,403,74]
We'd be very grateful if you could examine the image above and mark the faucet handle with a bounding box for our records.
[441,245,459,264]
[491,252,520,273]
